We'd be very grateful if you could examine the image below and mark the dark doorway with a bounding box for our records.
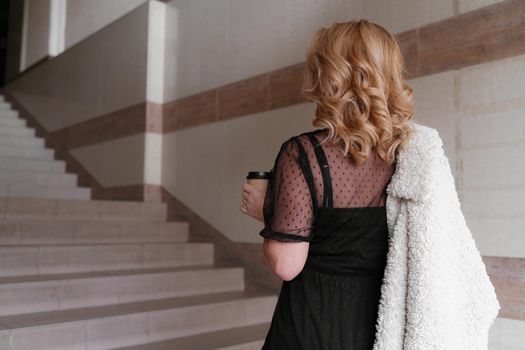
[0,0,9,86]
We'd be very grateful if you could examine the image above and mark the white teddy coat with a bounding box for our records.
[372,122,501,350]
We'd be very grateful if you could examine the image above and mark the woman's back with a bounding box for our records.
[297,128,395,208]
[261,128,396,242]
[260,128,397,349]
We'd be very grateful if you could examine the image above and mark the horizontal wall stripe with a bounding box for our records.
[417,0,525,76]
[268,62,308,109]
[162,63,307,133]
[162,61,307,134]
[146,102,163,134]
[218,73,269,121]
[92,183,162,202]
[163,0,524,132]
[162,89,218,131]
[395,29,418,78]
[50,102,163,150]
[51,103,146,149]
[7,0,522,148]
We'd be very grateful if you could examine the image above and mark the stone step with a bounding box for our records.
[0,197,167,221]
[0,242,213,277]
[0,170,78,187]
[0,109,18,117]
[0,125,35,137]
[0,146,54,160]
[0,183,91,200]
[112,323,269,350]
[0,116,25,127]
[0,219,189,245]
[0,135,46,149]
[0,291,277,350]
[0,266,244,316]
[0,156,66,172]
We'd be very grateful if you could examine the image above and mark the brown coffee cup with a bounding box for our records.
[246,171,272,193]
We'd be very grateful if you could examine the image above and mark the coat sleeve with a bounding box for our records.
[403,132,501,350]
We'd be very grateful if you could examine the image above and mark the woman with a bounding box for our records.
[241,20,499,350]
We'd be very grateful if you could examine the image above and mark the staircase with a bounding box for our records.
[0,96,276,349]
[0,97,91,200]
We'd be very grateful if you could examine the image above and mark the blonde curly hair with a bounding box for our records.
[301,19,414,166]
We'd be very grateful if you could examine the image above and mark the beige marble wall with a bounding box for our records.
[64,0,148,49]
[489,317,525,350]
[362,0,454,33]
[9,3,149,131]
[162,0,364,103]
[408,53,525,262]
[70,134,146,187]
[3,0,522,344]
[160,0,461,242]
[458,54,525,261]
[147,1,167,104]
[410,71,459,176]
[162,103,316,243]
[22,0,52,69]
[459,0,506,13]
[7,3,152,188]
[160,2,524,346]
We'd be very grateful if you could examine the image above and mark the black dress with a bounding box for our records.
[259,128,395,350]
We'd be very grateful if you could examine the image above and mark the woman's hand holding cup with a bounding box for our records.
[241,171,271,222]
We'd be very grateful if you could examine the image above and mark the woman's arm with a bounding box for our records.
[262,239,309,281]
[241,137,313,281]
[241,181,309,281]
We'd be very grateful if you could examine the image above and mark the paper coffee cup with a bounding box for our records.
[246,171,272,193]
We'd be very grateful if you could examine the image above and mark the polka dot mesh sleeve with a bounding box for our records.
[259,137,314,243]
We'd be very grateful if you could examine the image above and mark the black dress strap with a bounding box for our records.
[306,133,334,208]
[293,137,319,216]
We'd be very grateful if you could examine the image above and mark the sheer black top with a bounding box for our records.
[259,128,395,243]
[259,128,397,349]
